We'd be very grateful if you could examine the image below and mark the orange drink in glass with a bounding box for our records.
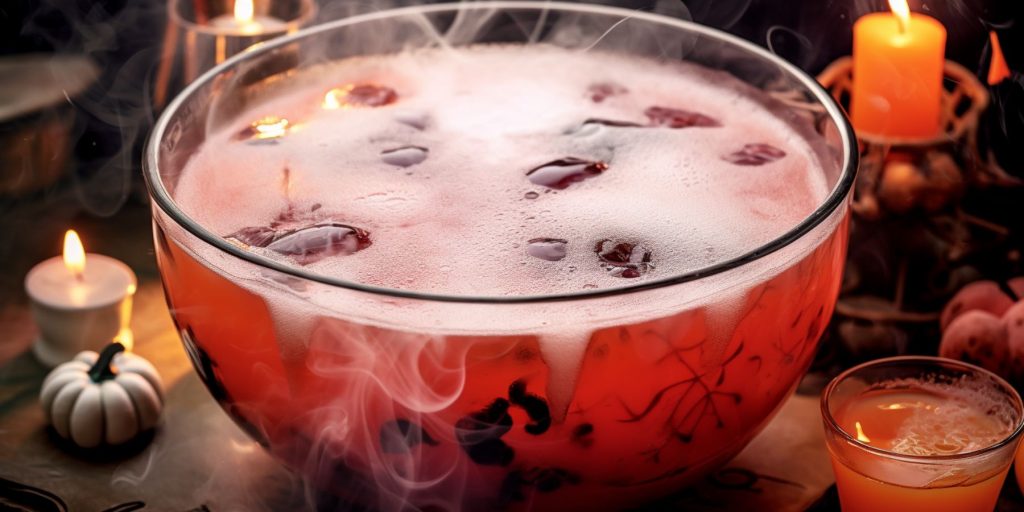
[1016,443,1024,497]
[822,357,1024,512]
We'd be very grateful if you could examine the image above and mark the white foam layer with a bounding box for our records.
[174,45,829,298]
[883,378,1018,457]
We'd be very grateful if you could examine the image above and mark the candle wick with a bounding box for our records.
[74,272,85,283]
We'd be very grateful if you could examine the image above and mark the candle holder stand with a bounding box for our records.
[810,58,1024,373]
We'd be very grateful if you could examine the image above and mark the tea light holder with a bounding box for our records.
[154,0,317,109]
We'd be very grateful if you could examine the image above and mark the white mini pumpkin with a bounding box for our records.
[40,342,163,448]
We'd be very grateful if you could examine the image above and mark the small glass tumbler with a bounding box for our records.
[822,356,1024,512]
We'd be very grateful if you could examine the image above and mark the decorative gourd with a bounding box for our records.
[40,343,163,448]
[940,278,1024,330]
[939,278,1024,382]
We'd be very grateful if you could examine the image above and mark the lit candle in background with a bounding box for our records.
[207,0,289,66]
[25,230,137,366]
[850,0,946,140]
[208,0,287,36]
[63,230,85,281]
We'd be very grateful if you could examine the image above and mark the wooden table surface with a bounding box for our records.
[0,198,1019,511]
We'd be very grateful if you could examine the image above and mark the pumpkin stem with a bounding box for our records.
[89,342,125,382]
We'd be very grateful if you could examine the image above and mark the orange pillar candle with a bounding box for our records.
[850,0,946,139]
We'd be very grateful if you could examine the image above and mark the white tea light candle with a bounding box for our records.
[25,230,137,367]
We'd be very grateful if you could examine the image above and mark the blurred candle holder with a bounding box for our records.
[155,0,317,109]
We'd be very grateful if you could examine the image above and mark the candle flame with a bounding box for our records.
[322,88,344,110]
[988,31,1011,86]
[888,0,911,34]
[322,85,354,110]
[63,230,86,280]
[855,421,872,443]
[116,327,134,352]
[252,116,289,139]
[233,0,254,23]
[879,401,933,411]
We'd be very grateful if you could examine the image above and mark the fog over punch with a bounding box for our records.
[174,45,828,297]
